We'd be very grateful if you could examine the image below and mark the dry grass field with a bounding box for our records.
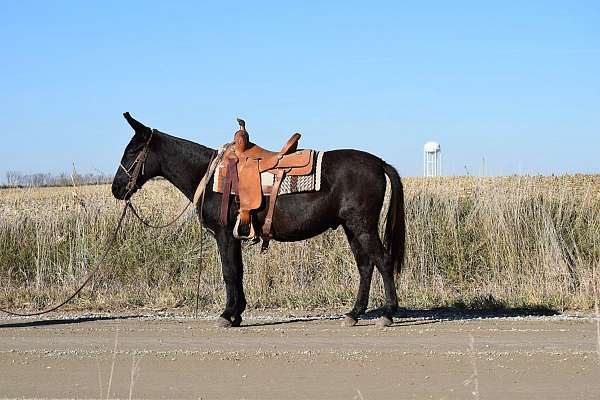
[1,175,600,314]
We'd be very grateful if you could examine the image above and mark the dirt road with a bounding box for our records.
[1,311,599,399]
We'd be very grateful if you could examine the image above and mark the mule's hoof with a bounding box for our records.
[376,316,393,328]
[341,315,357,327]
[215,317,232,328]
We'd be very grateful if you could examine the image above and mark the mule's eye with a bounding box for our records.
[126,146,139,156]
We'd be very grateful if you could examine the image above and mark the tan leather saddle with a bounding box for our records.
[219,119,315,250]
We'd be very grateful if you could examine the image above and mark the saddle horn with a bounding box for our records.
[236,118,246,132]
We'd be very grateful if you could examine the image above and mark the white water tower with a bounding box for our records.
[424,141,441,177]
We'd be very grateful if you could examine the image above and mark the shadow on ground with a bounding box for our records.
[0,314,142,329]
[241,316,340,328]
[244,299,559,328]
[360,300,559,328]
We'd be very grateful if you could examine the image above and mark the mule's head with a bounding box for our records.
[111,112,161,200]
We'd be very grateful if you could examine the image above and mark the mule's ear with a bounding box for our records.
[123,112,150,134]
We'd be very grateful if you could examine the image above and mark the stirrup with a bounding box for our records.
[233,215,257,241]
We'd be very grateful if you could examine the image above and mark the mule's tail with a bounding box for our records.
[382,163,406,275]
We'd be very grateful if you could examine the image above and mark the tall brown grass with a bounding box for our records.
[1,175,599,313]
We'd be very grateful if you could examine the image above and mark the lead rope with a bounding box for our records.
[127,201,192,229]
[194,184,208,319]
[0,202,130,317]
[194,151,219,318]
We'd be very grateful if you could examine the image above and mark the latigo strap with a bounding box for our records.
[261,168,289,251]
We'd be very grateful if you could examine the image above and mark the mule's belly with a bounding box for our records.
[254,189,341,242]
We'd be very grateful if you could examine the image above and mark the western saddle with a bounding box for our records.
[219,119,315,250]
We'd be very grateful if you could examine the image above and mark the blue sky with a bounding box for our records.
[1,1,598,178]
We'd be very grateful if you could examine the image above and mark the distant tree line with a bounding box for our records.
[3,171,112,188]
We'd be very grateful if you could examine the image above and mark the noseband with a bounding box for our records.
[120,129,155,195]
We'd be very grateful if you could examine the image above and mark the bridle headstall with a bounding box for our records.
[120,129,155,196]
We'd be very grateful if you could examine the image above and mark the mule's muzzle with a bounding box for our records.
[111,179,134,200]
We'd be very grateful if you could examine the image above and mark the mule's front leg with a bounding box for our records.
[215,228,246,327]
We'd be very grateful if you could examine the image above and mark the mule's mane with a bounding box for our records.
[152,128,213,152]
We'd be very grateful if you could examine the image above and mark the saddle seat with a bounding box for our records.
[240,133,301,169]
[219,119,315,250]
[237,139,313,173]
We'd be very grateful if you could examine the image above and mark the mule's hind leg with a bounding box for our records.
[373,251,398,327]
[345,221,398,327]
[342,226,374,326]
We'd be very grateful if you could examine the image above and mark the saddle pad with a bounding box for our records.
[213,151,324,196]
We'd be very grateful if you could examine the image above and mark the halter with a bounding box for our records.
[119,129,155,195]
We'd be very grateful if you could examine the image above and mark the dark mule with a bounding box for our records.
[112,113,406,327]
